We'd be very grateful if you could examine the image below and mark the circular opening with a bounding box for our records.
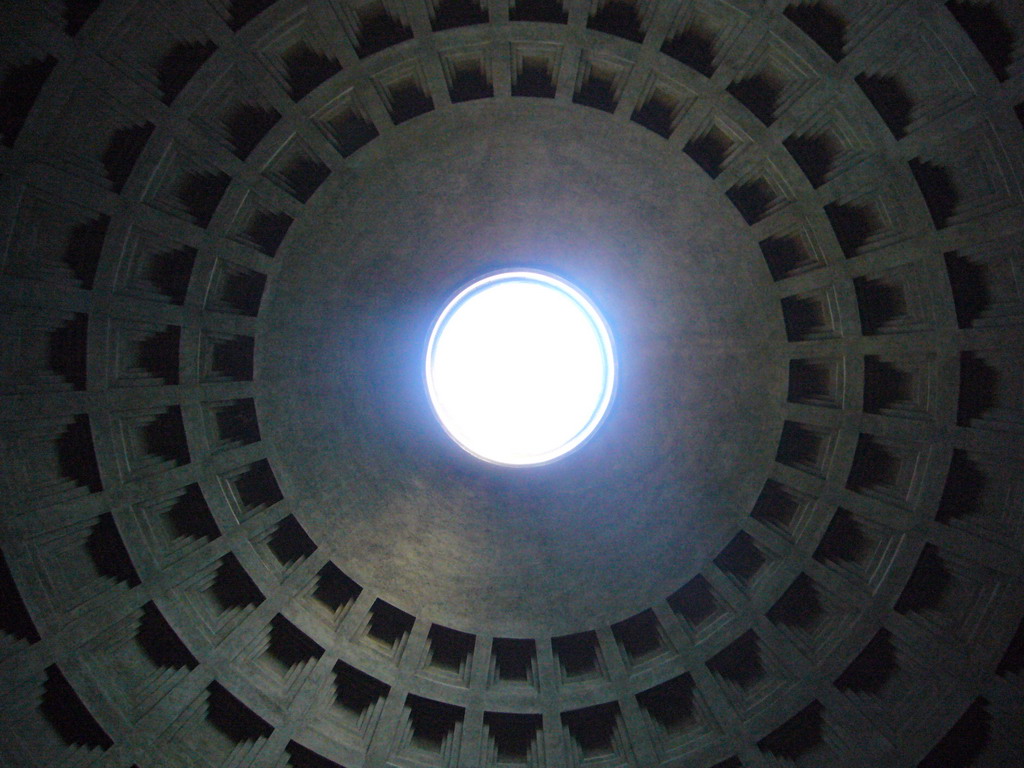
[426,270,616,466]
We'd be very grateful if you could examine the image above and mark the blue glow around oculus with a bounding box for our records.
[425,270,615,466]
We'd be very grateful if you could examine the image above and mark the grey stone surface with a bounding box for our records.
[0,0,1023,767]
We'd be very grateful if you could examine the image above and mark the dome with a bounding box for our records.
[1,0,1023,766]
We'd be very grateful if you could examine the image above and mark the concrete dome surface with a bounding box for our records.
[1,1,1023,767]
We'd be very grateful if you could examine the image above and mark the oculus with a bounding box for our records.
[425,270,615,466]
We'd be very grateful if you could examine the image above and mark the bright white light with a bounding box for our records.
[426,270,615,466]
